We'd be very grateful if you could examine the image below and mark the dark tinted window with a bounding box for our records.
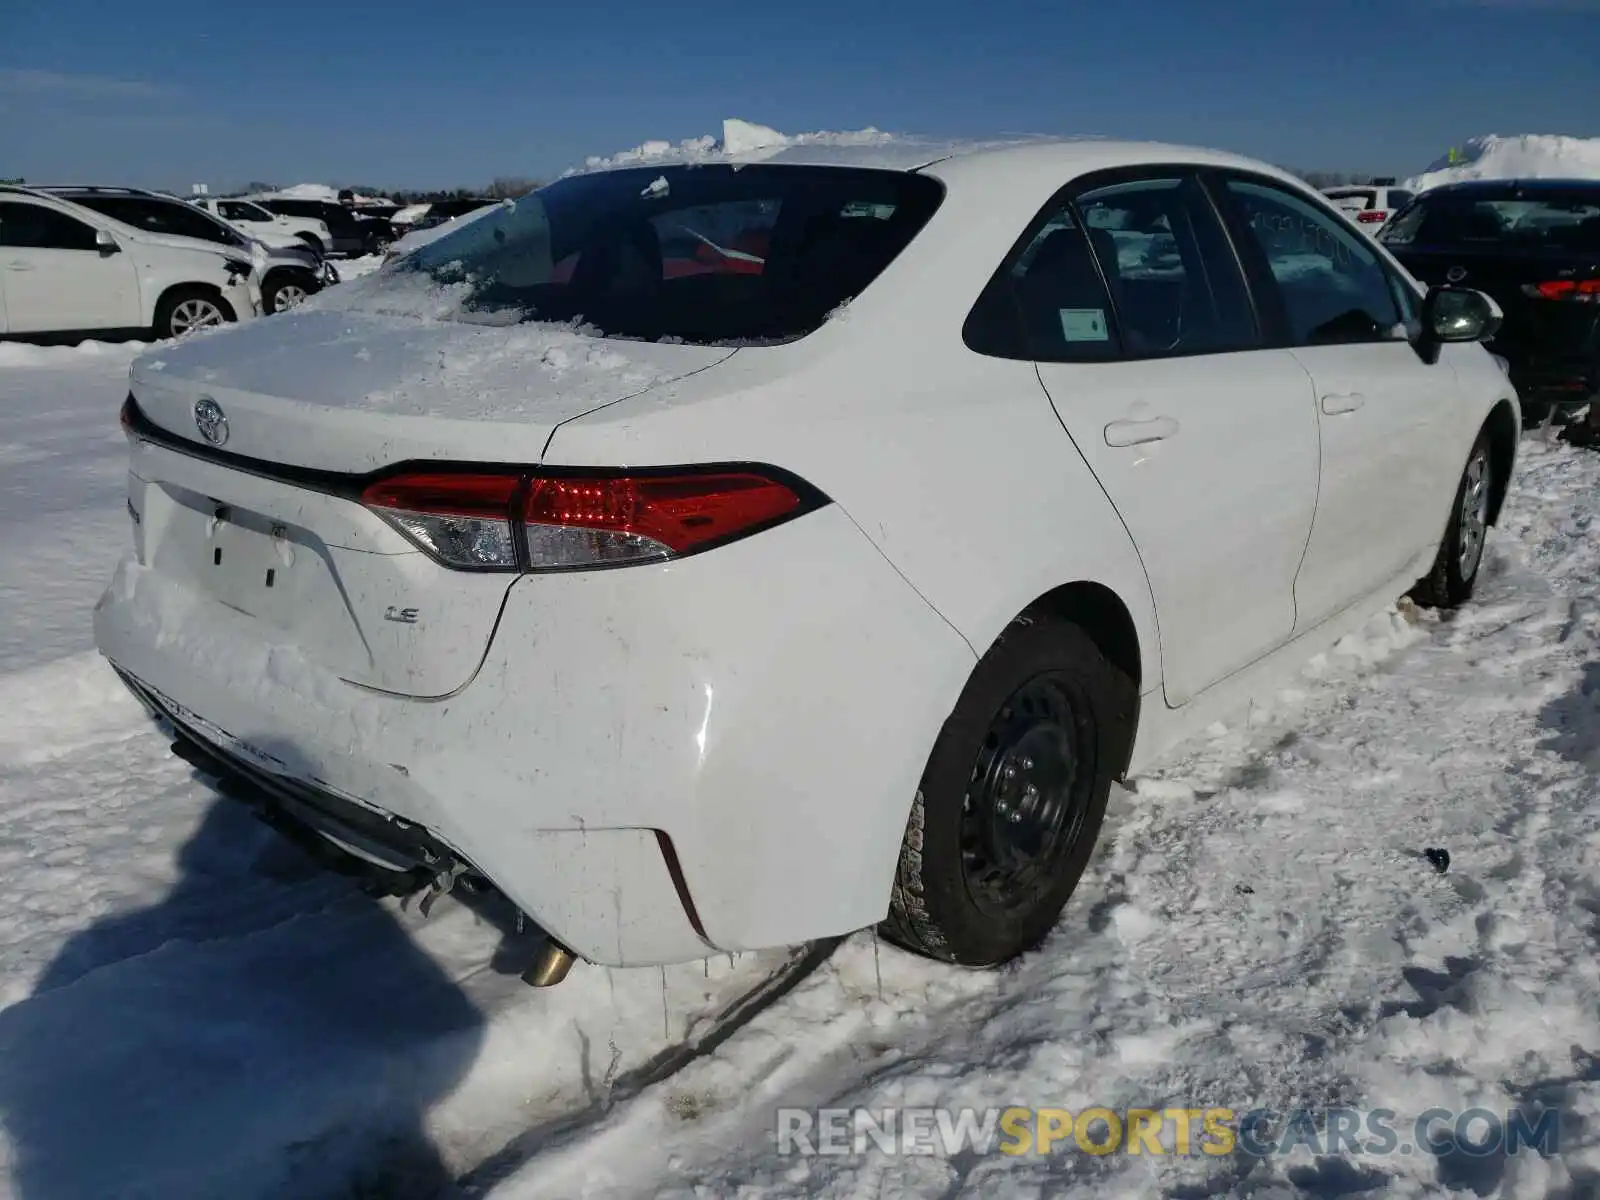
[1077,176,1258,357]
[1384,189,1414,212]
[371,165,943,345]
[998,209,1122,361]
[1223,179,1401,346]
[68,196,243,247]
[1380,188,1600,253]
[266,199,358,232]
[0,201,98,250]
[1327,189,1376,211]
[218,200,269,222]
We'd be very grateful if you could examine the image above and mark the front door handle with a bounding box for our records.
[1104,416,1180,447]
[6,262,35,272]
[1320,392,1366,415]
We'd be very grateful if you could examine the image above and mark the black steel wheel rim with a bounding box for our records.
[959,673,1094,919]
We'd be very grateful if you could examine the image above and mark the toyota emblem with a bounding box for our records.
[193,396,229,446]
[1446,266,1468,283]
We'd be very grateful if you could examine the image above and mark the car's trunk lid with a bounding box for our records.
[130,307,736,473]
[1390,244,1600,363]
[124,307,736,697]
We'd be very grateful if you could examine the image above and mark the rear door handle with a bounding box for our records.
[1104,416,1180,447]
[1320,392,1366,415]
[6,262,34,272]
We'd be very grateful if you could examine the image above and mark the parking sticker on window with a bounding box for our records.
[1060,308,1109,342]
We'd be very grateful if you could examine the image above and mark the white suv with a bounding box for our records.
[193,197,333,257]
[1323,180,1417,233]
[0,185,259,340]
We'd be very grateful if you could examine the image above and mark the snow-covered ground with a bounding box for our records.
[1406,134,1600,193]
[336,252,387,281]
[2,334,1599,1195]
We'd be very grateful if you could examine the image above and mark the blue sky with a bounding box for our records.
[1,0,1595,192]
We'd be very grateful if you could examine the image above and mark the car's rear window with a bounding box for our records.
[1382,189,1600,251]
[371,165,944,345]
[1326,189,1376,211]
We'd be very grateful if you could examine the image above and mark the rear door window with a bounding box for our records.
[0,201,98,250]
[997,208,1123,361]
[1076,176,1259,357]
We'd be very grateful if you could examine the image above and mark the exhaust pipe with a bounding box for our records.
[523,939,577,988]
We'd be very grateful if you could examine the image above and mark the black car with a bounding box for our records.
[256,198,395,256]
[1380,179,1600,424]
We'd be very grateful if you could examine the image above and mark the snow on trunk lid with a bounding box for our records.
[128,308,735,475]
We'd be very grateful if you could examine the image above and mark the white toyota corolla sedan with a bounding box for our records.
[94,136,1518,983]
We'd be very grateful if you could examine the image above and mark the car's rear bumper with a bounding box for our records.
[1509,360,1598,413]
[93,504,975,967]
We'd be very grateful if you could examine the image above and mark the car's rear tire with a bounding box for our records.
[1411,432,1493,609]
[294,231,326,257]
[155,287,235,339]
[881,616,1136,966]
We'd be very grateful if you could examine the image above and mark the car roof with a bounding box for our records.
[568,135,1313,194]
[1424,177,1600,195]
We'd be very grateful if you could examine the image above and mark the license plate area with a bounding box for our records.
[199,505,299,623]
[150,481,330,633]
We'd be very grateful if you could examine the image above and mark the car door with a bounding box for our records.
[0,200,140,333]
[1210,174,1460,632]
[992,170,1320,708]
[218,199,269,234]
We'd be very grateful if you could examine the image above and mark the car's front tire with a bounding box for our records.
[155,287,235,340]
[262,271,315,315]
[881,616,1136,966]
[1412,432,1493,609]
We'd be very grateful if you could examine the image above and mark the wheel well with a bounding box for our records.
[1018,582,1143,778]
[1021,581,1142,693]
[155,281,230,319]
[1484,400,1518,525]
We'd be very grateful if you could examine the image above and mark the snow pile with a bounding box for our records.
[0,339,148,370]
[1406,134,1600,193]
[265,183,390,205]
[574,117,899,173]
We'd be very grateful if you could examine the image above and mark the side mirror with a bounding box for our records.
[95,229,120,255]
[1426,284,1500,338]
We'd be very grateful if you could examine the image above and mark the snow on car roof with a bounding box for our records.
[565,119,1290,184]
[568,118,1103,175]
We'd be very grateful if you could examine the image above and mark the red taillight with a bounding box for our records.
[1523,279,1600,303]
[1357,210,1387,224]
[119,396,136,435]
[525,473,801,555]
[362,468,812,571]
[362,472,520,517]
